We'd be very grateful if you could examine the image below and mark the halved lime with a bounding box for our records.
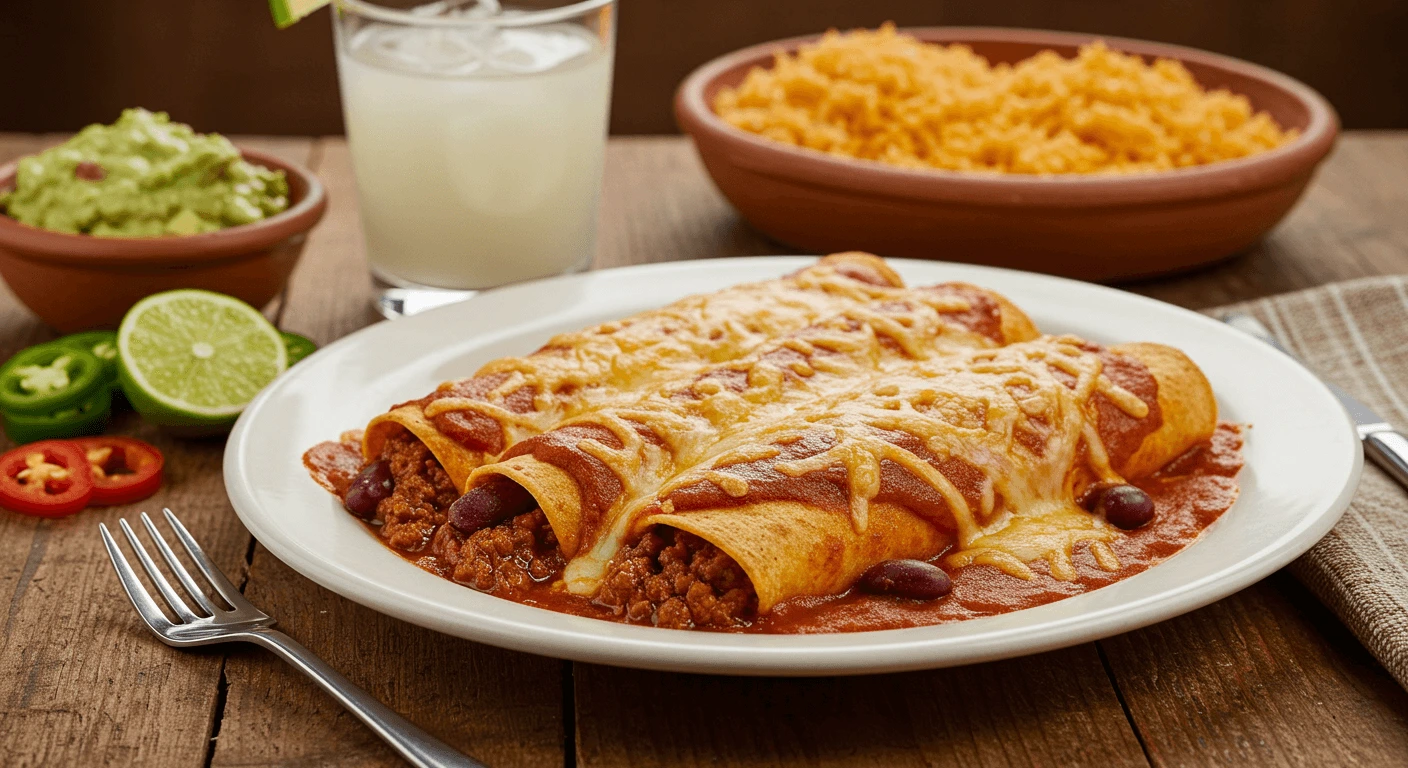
[270,0,331,28]
[117,290,287,430]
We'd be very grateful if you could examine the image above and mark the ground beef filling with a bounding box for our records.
[374,433,458,551]
[357,432,566,598]
[596,528,758,630]
[429,510,565,597]
[357,434,756,626]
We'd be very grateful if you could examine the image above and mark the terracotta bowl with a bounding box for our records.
[0,149,327,332]
[676,27,1340,282]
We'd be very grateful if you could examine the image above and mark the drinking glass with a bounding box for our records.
[332,0,616,317]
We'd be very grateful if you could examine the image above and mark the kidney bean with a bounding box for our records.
[343,460,393,519]
[858,559,952,601]
[449,475,537,534]
[1095,484,1155,530]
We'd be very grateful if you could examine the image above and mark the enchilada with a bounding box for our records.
[304,260,1243,633]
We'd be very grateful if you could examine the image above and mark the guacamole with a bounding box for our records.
[0,109,290,237]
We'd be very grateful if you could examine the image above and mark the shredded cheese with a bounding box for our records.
[651,337,1146,582]
[558,289,1010,592]
[425,257,903,449]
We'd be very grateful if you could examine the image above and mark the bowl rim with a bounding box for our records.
[675,26,1341,208]
[0,147,329,265]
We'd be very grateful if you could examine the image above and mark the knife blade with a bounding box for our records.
[1222,312,1408,489]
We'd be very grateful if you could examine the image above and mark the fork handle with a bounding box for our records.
[246,629,488,768]
[1364,428,1408,490]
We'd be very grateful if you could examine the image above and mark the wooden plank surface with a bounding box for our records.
[1105,573,1408,766]
[2,133,1408,768]
[577,645,1148,768]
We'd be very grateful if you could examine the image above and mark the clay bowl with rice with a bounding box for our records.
[675,27,1339,281]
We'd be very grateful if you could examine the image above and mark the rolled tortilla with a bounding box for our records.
[361,252,908,492]
[363,406,482,496]
[1115,342,1217,480]
[466,281,1041,561]
[650,500,950,610]
[636,338,1217,613]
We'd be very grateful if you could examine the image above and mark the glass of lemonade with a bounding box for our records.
[333,0,616,316]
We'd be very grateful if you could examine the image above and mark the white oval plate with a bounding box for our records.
[226,257,1362,676]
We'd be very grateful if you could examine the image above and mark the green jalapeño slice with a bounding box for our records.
[0,345,106,415]
[2,388,113,444]
[51,331,121,391]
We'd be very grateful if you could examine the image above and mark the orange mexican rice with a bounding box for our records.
[712,24,1297,175]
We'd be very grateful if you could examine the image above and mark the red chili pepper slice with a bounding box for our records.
[0,440,95,517]
[72,437,165,506]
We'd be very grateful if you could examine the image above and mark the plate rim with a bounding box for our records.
[226,256,1363,676]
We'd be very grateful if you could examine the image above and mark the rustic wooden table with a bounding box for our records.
[2,133,1408,767]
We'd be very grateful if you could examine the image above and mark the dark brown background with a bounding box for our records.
[2,0,1406,136]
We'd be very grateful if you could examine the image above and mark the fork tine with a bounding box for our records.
[140,512,218,616]
[118,518,200,623]
[162,508,249,610]
[100,523,176,635]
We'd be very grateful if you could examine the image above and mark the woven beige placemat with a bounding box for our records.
[1213,275,1408,689]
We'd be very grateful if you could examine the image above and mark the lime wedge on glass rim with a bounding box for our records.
[269,0,332,28]
[117,290,287,431]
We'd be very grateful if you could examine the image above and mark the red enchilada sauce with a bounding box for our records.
[303,422,1242,633]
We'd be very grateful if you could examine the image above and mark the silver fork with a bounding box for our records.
[100,508,486,768]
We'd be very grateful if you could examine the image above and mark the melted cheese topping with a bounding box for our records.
[426,259,904,448]
[643,336,1150,584]
[554,292,1006,591]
